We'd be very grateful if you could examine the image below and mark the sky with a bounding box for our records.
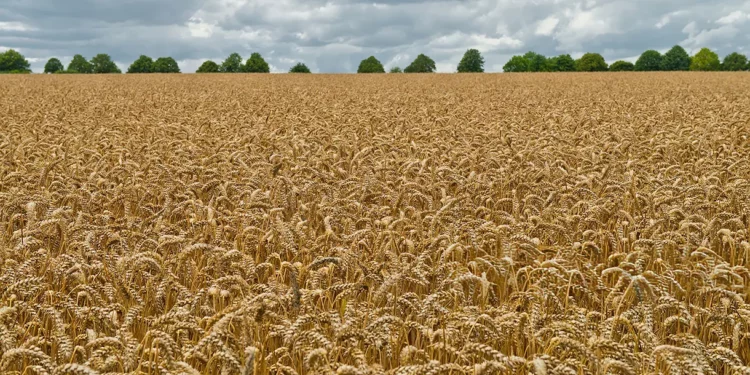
[1,0,750,73]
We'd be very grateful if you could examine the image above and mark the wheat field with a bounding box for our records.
[1,73,749,375]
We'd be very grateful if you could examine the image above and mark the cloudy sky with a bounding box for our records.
[2,0,750,73]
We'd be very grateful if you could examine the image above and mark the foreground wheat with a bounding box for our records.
[0,73,749,375]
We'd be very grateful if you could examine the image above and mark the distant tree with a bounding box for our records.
[545,54,575,72]
[661,45,691,71]
[244,53,270,73]
[544,56,559,71]
[389,66,402,73]
[220,53,244,73]
[127,55,154,73]
[555,54,576,72]
[457,49,484,73]
[609,60,635,72]
[523,51,547,72]
[289,62,311,73]
[404,54,436,73]
[575,53,608,72]
[67,54,93,73]
[503,55,529,72]
[44,58,64,74]
[90,54,121,74]
[635,50,662,71]
[153,57,180,73]
[357,56,385,73]
[690,48,720,71]
[0,49,31,73]
[196,60,220,73]
[722,52,748,71]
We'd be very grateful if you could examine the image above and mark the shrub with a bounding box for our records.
[196,60,220,73]
[90,54,121,74]
[503,55,528,72]
[524,52,547,72]
[404,54,436,73]
[220,53,244,73]
[609,61,635,72]
[661,45,690,71]
[690,48,721,71]
[457,49,484,73]
[357,56,385,73]
[721,52,748,71]
[44,58,64,74]
[289,63,311,73]
[67,55,93,74]
[0,49,31,73]
[635,50,662,71]
[127,55,154,73]
[245,53,270,73]
[575,53,608,72]
[153,57,180,73]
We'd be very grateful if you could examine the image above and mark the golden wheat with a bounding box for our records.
[1,72,749,374]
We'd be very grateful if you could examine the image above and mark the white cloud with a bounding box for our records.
[655,10,687,29]
[428,31,522,53]
[682,21,699,36]
[536,16,560,36]
[187,17,214,38]
[655,15,670,29]
[568,10,613,35]
[0,21,34,31]
[680,24,739,52]
[552,3,628,50]
[716,10,749,25]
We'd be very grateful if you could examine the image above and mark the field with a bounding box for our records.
[1,73,750,375]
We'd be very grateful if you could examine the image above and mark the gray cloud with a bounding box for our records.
[2,0,750,73]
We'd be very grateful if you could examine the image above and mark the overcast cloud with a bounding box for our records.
[2,0,750,73]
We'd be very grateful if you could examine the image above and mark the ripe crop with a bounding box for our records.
[1,73,749,374]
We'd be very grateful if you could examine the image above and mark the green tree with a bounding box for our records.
[127,55,154,73]
[196,60,220,73]
[220,53,244,73]
[660,45,690,71]
[289,62,311,73]
[557,54,576,72]
[244,53,270,73]
[67,54,93,73]
[546,54,575,72]
[575,53,608,72]
[609,60,635,72]
[0,49,31,73]
[690,48,720,71]
[389,66,402,73]
[523,51,547,72]
[44,58,64,74]
[153,57,180,73]
[635,50,662,71]
[357,56,385,73]
[404,54,436,73]
[90,54,121,74]
[721,52,748,71]
[503,55,529,72]
[457,49,484,73]
[544,56,559,71]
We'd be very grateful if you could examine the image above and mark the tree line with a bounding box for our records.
[501,46,743,72]
[1,45,748,74]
